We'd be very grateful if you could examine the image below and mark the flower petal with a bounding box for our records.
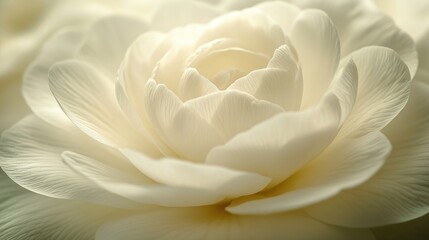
[206,93,341,186]
[255,1,301,35]
[0,169,123,240]
[49,60,159,155]
[229,45,303,111]
[144,80,224,162]
[373,213,429,240]
[339,47,411,137]
[306,81,429,227]
[287,0,418,77]
[290,9,341,108]
[0,116,138,208]
[226,132,390,215]
[95,207,375,240]
[185,90,284,141]
[121,149,271,199]
[178,68,218,101]
[77,16,147,79]
[23,28,84,129]
[63,151,224,207]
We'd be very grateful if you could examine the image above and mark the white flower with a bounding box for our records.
[1,0,428,239]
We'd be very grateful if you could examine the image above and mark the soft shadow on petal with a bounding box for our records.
[121,149,271,199]
[0,115,140,208]
[226,132,390,215]
[23,28,84,129]
[49,60,159,156]
[372,213,429,240]
[0,169,124,240]
[96,207,375,240]
[290,9,341,108]
[306,81,429,227]
[339,47,411,137]
[206,93,341,186]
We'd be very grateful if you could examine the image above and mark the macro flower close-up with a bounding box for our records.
[0,0,429,239]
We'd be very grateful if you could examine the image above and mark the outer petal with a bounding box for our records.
[290,9,341,108]
[0,169,122,240]
[226,132,390,215]
[96,207,375,240]
[306,81,429,227]
[151,0,220,31]
[206,93,341,186]
[0,116,138,208]
[23,28,84,129]
[121,149,271,199]
[76,16,147,79]
[62,151,224,207]
[286,0,418,77]
[49,60,159,156]
[255,1,301,35]
[339,47,411,137]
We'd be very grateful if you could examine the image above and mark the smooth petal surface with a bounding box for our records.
[285,0,418,77]
[227,132,390,215]
[185,90,283,141]
[206,94,341,186]
[306,81,429,227]
[49,60,159,156]
[255,1,301,35]
[0,169,122,240]
[0,116,138,208]
[339,47,411,137]
[290,9,341,108]
[229,44,302,111]
[63,151,224,207]
[96,207,375,240]
[77,16,147,79]
[122,149,271,199]
[23,28,84,129]
[144,80,223,161]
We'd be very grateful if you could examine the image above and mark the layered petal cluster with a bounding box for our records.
[1,0,429,239]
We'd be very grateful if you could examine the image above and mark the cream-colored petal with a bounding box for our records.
[227,132,390,215]
[121,149,271,199]
[185,90,283,141]
[286,0,418,77]
[77,16,147,79]
[63,151,224,207]
[96,207,375,240]
[255,1,301,35]
[151,0,219,31]
[290,9,341,108]
[144,80,223,162]
[339,47,411,137]
[49,60,159,156]
[206,93,341,186]
[229,45,302,110]
[306,81,429,227]
[22,28,84,129]
[178,68,218,101]
[0,116,138,208]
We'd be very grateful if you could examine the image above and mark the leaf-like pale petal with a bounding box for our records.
[49,60,159,156]
[0,116,138,208]
[23,28,84,129]
[306,81,429,227]
[121,149,271,199]
[62,151,224,207]
[226,132,390,215]
[339,47,411,137]
[95,207,375,240]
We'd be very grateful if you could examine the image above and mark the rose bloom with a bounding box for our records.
[1,0,429,239]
